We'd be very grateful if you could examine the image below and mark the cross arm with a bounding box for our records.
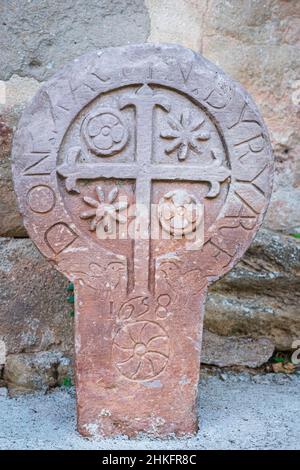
[152,153,231,198]
[57,160,138,193]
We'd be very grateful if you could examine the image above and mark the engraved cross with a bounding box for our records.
[57,85,231,292]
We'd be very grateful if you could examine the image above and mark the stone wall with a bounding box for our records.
[0,0,299,394]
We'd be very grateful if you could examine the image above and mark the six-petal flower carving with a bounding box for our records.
[80,186,128,234]
[160,109,210,161]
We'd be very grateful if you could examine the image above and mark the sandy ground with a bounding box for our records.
[0,371,299,450]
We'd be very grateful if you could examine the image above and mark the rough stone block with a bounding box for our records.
[206,229,300,351]
[4,351,72,397]
[0,237,72,356]
[201,331,275,368]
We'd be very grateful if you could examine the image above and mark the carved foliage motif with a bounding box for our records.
[58,255,127,300]
[156,258,208,301]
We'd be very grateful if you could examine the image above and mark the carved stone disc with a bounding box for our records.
[12,44,273,437]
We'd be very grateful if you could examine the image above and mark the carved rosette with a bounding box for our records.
[81,107,128,156]
[112,321,169,381]
[158,189,203,236]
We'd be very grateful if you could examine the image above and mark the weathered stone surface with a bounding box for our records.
[0,0,150,82]
[201,331,275,368]
[1,1,298,236]
[12,44,273,437]
[205,229,300,351]
[146,0,206,51]
[0,339,6,366]
[0,115,24,236]
[0,76,40,236]
[4,351,72,397]
[1,229,297,392]
[0,237,72,356]
[147,0,300,231]
[0,0,150,235]
[0,2,296,413]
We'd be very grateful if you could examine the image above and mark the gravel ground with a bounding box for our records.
[0,371,299,450]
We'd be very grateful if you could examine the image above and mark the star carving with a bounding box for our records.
[160,109,210,161]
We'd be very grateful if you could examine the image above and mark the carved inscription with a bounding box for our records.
[23,152,52,176]
[44,222,78,254]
